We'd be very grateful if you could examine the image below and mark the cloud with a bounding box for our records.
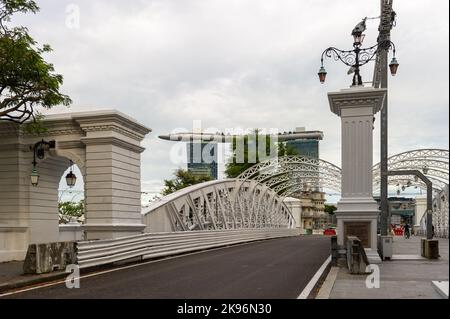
[11,0,449,194]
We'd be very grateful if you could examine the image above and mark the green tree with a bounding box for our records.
[225,131,298,178]
[324,204,337,215]
[162,169,212,196]
[58,200,84,224]
[0,0,71,123]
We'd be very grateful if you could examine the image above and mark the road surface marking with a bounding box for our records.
[297,255,331,299]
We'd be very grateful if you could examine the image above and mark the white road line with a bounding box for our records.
[297,255,331,299]
[0,239,276,297]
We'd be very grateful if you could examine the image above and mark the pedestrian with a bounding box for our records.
[403,223,410,239]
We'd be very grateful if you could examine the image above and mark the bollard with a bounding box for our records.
[331,236,338,266]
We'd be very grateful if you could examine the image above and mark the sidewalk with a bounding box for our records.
[322,236,449,299]
[0,261,66,293]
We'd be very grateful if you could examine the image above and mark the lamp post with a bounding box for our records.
[320,18,400,262]
[318,18,398,87]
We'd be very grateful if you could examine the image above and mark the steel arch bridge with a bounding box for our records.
[142,149,448,234]
[142,179,296,232]
[373,149,449,193]
[236,149,449,197]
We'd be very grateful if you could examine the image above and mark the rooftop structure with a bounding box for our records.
[159,128,324,180]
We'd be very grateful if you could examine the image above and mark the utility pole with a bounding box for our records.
[374,0,395,236]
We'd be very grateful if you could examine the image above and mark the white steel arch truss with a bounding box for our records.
[142,150,447,234]
[142,179,296,232]
[237,156,342,194]
[237,150,449,196]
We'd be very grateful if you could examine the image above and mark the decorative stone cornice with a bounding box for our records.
[1,110,152,142]
[72,110,152,141]
[80,124,145,141]
[328,87,387,117]
[80,136,146,153]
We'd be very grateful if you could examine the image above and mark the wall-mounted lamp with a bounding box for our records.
[30,139,55,187]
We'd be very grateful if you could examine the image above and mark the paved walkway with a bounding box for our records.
[327,236,449,299]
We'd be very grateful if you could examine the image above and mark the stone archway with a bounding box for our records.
[28,155,81,245]
[0,110,151,262]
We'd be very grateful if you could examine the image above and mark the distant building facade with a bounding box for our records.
[297,190,327,232]
[374,196,416,226]
[186,142,218,179]
[285,127,326,231]
[286,127,320,159]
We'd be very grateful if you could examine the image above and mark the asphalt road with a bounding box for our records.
[2,236,330,299]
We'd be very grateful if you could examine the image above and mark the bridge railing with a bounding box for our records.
[76,228,300,269]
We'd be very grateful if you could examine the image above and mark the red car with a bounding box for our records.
[324,228,337,236]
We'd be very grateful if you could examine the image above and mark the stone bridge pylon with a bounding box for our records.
[0,111,151,262]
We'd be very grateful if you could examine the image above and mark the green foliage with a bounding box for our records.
[225,131,299,178]
[21,111,48,134]
[324,204,337,215]
[0,0,71,123]
[277,142,298,157]
[162,169,212,196]
[59,200,84,224]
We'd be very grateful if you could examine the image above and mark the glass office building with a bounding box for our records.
[286,139,320,159]
[186,142,218,180]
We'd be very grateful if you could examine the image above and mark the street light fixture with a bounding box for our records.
[353,33,366,46]
[318,18,398,86]
[30,140,55,187]
[318,66,327,84]
[389,57,399,76]
[30,168,39,187]
[65,160,77,187]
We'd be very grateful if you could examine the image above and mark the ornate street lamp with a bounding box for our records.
[318,18,398,86]
[65,160,77,187]
[389,57,399,76]
[30,168,40,187]
[318,66,327,84]
[30,139,55,187]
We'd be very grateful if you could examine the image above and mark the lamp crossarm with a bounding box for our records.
[320,40,396,69]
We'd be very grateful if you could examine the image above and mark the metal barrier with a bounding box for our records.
[76,229,300,269]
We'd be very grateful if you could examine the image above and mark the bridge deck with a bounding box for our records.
[2,236,330,299]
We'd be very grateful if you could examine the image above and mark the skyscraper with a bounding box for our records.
[286,127,320,159]
[186,142,218,179]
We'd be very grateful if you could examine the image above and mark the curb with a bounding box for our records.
[0,271,67,294]
[316,266,339,299]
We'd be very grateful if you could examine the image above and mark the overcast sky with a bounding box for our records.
[13,0,449,198]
